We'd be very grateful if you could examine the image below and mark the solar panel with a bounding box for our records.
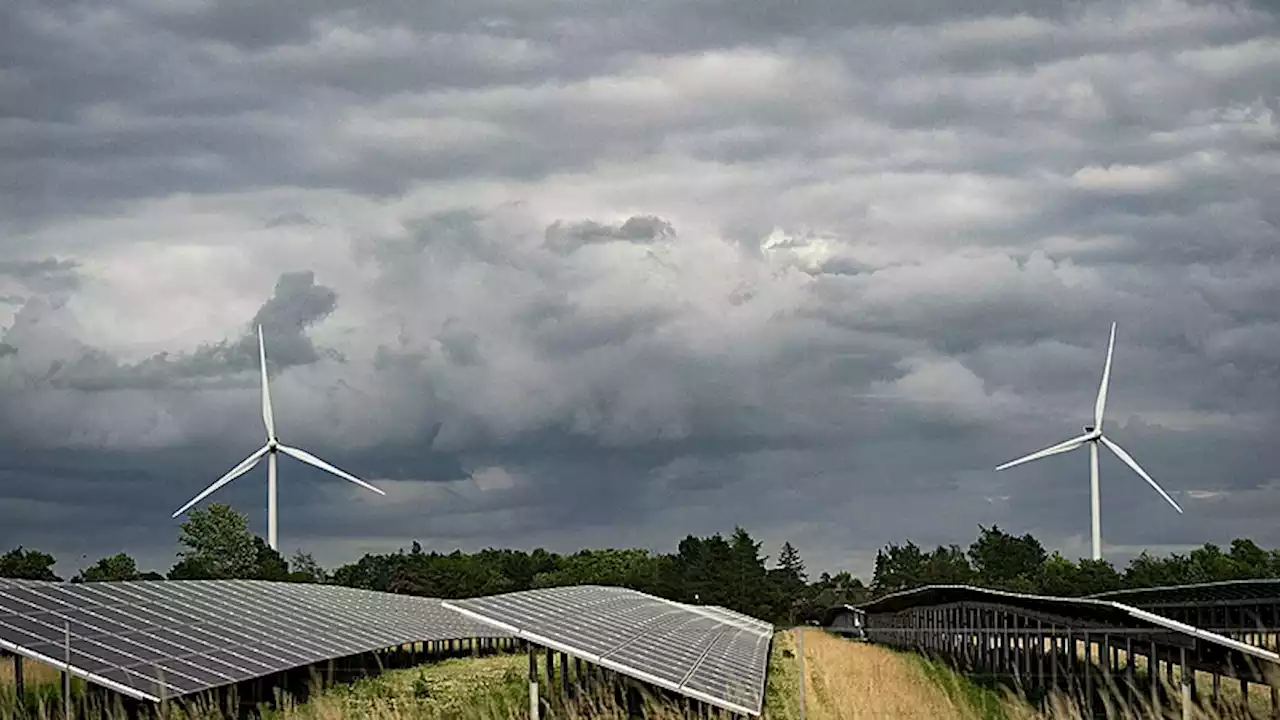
[1088,579,1280,606]
[0,580,511,702]
[0,578,56,589]
[858,583,1280,667]
[443,585,774,716]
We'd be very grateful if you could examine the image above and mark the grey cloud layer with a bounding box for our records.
[0,0,1278,577]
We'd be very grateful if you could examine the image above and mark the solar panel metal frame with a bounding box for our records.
[1087,579,1280,607]
[443,585,774,716]
[857,583,1280,666]
[0,580,510,702]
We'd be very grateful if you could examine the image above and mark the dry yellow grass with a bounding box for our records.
[778,628,982,720]
[0,655,61,687]
[1063,636,1278,717]
[804,630,1280,720]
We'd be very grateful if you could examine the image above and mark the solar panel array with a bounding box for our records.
[1089,578,1280,606]
[443,585,774,716]
[0,579,509,702]
[0,578,57,589]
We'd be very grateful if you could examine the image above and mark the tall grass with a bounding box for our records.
[886,635,1280,720]
[0,650,694,720]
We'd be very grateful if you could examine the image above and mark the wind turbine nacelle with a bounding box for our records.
[1083,425,1095,433]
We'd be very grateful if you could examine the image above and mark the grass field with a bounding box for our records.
[2,633,1278,719]
[844,631,1280,720]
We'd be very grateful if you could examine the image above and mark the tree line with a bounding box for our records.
[4,505,1279,625]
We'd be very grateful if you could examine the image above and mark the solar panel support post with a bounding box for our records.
[1064,627,1074,702]
[1025,615,1033,684]
[1180,646,1192,720]
[527,644,540,720]
[1151,640,1160,716]
[1020,614,1030,685]
[997,611,1006,678]
[1124,636,1134,711]
[545,646,554,696]
[996,610,1005,676]
[1036,619,1045,698]
[13,654,23,699]
[63,620,70,720]
[1083,631,1092,717]
[1049,625,1058,696]
[559,651,569,700]
[965,607,974,670]
[1100,632,1110,711]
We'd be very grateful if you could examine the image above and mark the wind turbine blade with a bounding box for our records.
[995,433,1092,471]
[258,325,276,440]
[1100,435,1184,514]
[1095,321,1116,428]
[171,444,270,518]
[277,444,387,496]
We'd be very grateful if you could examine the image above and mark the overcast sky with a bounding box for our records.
[1,0,1278,581]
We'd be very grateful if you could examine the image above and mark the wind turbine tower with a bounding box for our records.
[172,326,386,550]
[995,322,1183,561]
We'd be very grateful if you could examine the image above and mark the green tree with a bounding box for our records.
[1036,552,1081,597]
[1122,550,1188,588]
[253,538,290,581]
[169,503,282,580]
[922,545,974,585]
[75,553,141,582]
[1227,539,1272,578]
[331,550,409,590]
[1186,543,1239,583]
[0,547,60,581]
[288,551,328,583]
[1075,558,1122,596]
[727,527,771,619]
[871,541,928,596]
[532,548,656,590]
[807,571,869,619]
[776,542,807,585]
[968,525,1046,592]
[770,542,809,624]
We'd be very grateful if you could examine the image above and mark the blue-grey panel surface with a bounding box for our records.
[0,580,510,702]
[444,585,774,716]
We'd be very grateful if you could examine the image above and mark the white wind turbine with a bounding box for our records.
[995,322,1183,561]
[172,325,386,550]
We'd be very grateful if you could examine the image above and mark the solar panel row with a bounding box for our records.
[0,580,510,702]
[443,585,773,716]
[0,578,56,589]
[1089,579,1280,606]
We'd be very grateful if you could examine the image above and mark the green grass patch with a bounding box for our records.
[258,652,531,720]
[909,653,1013,720]
[761,632,800,720]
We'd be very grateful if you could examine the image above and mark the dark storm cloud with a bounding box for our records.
[1,0,1278,579]
[0,257,81,295]
[0,270,337,395]
[544,215,676,254]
